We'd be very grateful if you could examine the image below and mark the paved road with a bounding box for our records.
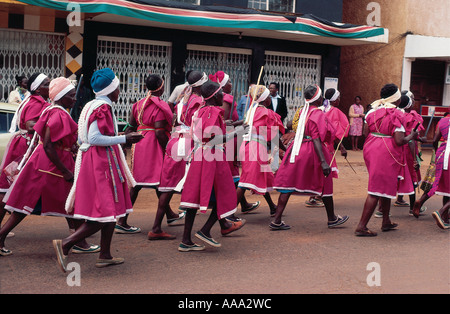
[0,150,448,296]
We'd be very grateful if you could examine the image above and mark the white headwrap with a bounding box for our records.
[243,86,270,142]
[9,74,49,133]
[330,90,340,102]
[30,74,48,92]
[370,89,401,110]
[94,76,120,97]
[290,85,322,163]
[218,73,229,88]
[191,72,208,87]
[322,89,340,111]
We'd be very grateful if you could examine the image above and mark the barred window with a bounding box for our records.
[172,0,200,4]
[248,0,295,13]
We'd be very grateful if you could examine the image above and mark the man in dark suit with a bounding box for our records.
[268,82,288,124]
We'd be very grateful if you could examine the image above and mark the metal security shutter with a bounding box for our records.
[186,44,252,108]
[96,36,172,123]
[264,51,321,123]
[0,29,65,102]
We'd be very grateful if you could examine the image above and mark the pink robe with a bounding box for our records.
[0,95,49,192]
[238,105,285,194]
[224,93,241,180]
[400,110,424,189]
[428,117,449,197]
[322,106,349,178]
[158,94,202,192]
[363,107,411,199]
[274,106,335,196]
[180,105,237,219]
[131,96,172,186]
[3,107,77,217]
[72,103,133,222]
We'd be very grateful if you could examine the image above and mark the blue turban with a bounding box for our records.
[91,68,119,96]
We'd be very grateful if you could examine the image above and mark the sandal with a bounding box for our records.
[394,200,409,207]
[0,247,12,256]
[114,225,141,234]
[305,199,324,207]
[269,221,291,230]
[148,231,176,240]
[355,228,377,237]
[432,211,450,230]
[381,222,398,232]
[95,257,125,268]
[328,215,349,228]
[167,211,186,226]
[241,201,260,214]
[72,244,101,254]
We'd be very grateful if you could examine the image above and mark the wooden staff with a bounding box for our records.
[329,124,350,167]
[38,169,63,178]
[244,66,264,121]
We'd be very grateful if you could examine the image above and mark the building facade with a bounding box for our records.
[0,0,387,124]
[340,0,450,140]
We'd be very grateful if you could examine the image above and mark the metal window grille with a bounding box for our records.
[248,0,295,12]
[264,51,321,123]
[248,0,268,10]
[0,29,65,102]
[186,44,252,110]
[96,36,172,123]
[173,0,200,4]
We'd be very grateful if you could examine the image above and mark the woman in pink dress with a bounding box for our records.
[348,96,365,150]
[115,74,174,234]
[395,92,425,214]
[320,88,349,177]
[209,70,259,214]
[237,85,285,216]
[271,85,349,230]
[0,77,95,256]
[149,71,208,240]
[0,73,50,232]
[178,81,245,251]
[413,110,449,228]
[305,88,350,207]
[52,68,143,271]
[355,84,418,237]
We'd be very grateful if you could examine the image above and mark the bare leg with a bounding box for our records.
[0,211,26,248]
[181,209,197,245]
[264,192,277,215]
[66,218,91,249]
[152,191,177,234]
[355,194,379,234]
[413,192,430,218]
[273,192,291,225]
[322,196,336,221]
[98,222,116,260]
[61,221,103,255]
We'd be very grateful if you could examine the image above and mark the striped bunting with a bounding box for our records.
[18,0,386,39]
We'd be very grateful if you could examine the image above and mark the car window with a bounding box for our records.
[0,111,14,133]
